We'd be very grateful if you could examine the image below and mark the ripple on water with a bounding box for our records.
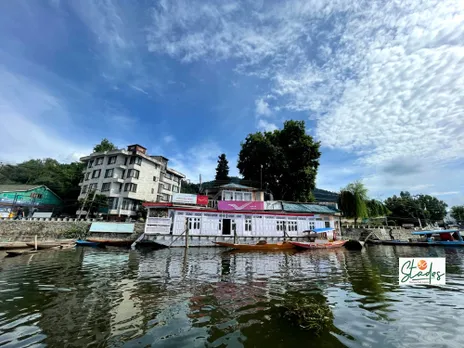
[1,247,464,347]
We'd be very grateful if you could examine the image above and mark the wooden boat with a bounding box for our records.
[26,242,62,250]
[86,238,134,247]
[5,250,38,257]
[0,242,29,250]
[75,240,105,248]
[213,241,295,250]
[290,240,347,250]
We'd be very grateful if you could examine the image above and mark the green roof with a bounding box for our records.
[0,185,43,192]
[281,202,339,214]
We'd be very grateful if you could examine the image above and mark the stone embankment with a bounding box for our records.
[341,225,416,241]
[0,219,144,243]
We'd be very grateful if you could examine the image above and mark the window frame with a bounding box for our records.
[104,168,114,178]
[108,156,117,165]
[101,183,111,192]
[92,169,101,179]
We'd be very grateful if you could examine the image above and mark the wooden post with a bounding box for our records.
[185,218,190,249]
[34,235,37,250]
[233,222,237,244]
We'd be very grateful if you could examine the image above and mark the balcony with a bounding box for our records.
[112,174,124,183]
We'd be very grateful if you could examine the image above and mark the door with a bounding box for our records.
[222,219,231,235]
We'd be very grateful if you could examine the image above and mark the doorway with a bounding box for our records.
[222,219,231,235]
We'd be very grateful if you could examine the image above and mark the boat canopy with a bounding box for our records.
[311,227,335,233]
[411,229,460,235]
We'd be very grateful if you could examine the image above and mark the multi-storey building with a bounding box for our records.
[78,144,185,219]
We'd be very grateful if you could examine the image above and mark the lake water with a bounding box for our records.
[1,246,463,348]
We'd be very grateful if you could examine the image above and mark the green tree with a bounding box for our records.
[93,138,117,153]
[180,180,200,194]
[215,154,230,182]
[338,181,369,223]
[237,120,321,201]
[450,206,464,222]
[78,192,109,217]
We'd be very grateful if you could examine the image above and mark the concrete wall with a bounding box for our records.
[0,219,144,242]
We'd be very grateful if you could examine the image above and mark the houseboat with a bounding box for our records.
[137,184,340,248]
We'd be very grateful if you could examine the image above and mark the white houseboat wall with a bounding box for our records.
[141,204,338,248]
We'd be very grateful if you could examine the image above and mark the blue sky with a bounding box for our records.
[1,0,463,206]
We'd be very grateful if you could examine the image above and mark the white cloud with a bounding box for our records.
[0,69,91,163]
[257,119,278,132]
[147,0,464,203]
[163,135,175,144]
[168,141,238,182]
[255,98,271,117]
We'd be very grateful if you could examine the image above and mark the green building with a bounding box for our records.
[0,185,63,217]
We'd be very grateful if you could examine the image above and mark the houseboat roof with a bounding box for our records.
[219,183,258,190]
[282,202,339,214]
[411,229,460,235]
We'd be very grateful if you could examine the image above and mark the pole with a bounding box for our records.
[34,235,37,250]
[260,165,263,190]
[185,218,190,249]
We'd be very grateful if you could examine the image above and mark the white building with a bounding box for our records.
[78,144,185,219]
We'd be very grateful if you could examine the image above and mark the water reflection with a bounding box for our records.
[1,246,464,347]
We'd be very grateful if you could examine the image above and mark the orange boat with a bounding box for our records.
[213,240,296,250]
[290,240,347,249]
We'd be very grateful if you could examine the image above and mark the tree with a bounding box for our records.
[450,206,464,222]
[237,120,321,201]
[181,180,200,194]
[215,154,230,182]
[78,192,109,217]
[338,181,369,223]
[93,138,116,153]
[384,192,448,226]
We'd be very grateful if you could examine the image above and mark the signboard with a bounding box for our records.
[196,195,209,205]
[172,193,209,205]
[218,201,265,211]
[172,193,197,204]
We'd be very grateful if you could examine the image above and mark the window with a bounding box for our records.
[92,169,101,178]
[108,197,119,210]
[108,156,117,164]
[102,183,111,192]
[308,221,315,230]
[164,183,171,191]
[105,169,114,178]
[124,183,137,192]
[243,192,252,201]
[188,217,201,230]
[88,160,94,168]
[122,170,126,179]
[82,185,88,194]
[235,192,243,201]
[172,185,179,193]
[153,176,157,181]
[85,172,90,180]
[129,156,142,165]
[127,169,140,179]
[276,220,286,231]
[151,188,155,194]
[325,221,331,228]
[288,221,298,232]
[224,191,233,200]
[121,198,134,211]
[89,183,98,191]
[30,193,43,199]
[157,195,164,202]
[164,173,172,180]
[245,218,252,232]
[96,157,104,165]
[124,157,128,165]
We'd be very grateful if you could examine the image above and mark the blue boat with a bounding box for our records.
[370,229,464,247]
[75,240,106,248]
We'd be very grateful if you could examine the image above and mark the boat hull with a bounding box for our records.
[213,241,295,250]
[290,240,347,250]
[6,250,38,257]
[75,240,105,248]
[370,240,464,247]
[86,238,134,247]
[25,242,61,250]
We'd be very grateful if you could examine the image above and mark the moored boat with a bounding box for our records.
[290,240,347,250]
[366,229,464,247]
[25,242,62,250]
[6,250,38,257]
[75,240,105,248]
[213,240,295,250]
[86,238,134,247]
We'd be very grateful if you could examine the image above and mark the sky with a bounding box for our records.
[0,0,463,206]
